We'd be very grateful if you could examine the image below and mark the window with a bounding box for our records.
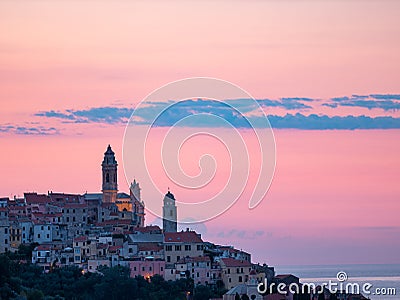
[170,210,173,216]
[161,267,163,271]
[167,256,171,262]
[41,226,44,230]
[106,173,109,183]
[66,217,69,222]
[239,276,243,282]
[229,278,231,283]
[4,228,7,234]
[73,217,76,222]
[227,268,230,274]
[37,234,41,238]
[196,272,199,277]
[46,234,49,239]
[241,267,243,273]
[142,267,145,271]
[185,245,191,251]
[4,239,7,244]
[73,209,75,213]
[175,245,181,251]
[149,266,152,271]
[176,256,180,262]
[134,267,136,271]
[166,245,172,251]
[129,248,133,253]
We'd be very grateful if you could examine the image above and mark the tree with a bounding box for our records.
[193,285,211,300]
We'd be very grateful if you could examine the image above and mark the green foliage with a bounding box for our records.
[0,254,205,300]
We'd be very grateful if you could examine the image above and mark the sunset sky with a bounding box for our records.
[1,1,399,266]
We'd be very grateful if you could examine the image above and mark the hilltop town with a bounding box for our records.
[0,146,368,300]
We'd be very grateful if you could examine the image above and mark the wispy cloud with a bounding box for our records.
[324,94,400,111]
[35,107,133,124]
[29,94,400,131]
[0,124,59,135]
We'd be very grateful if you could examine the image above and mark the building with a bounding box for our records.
[164,230,204,264]
[223,270,263,300]
[176,256,212,285]
[220,257,253,290]
[129,259,165,279]
[0,207,10,253]
[162,190,177,233]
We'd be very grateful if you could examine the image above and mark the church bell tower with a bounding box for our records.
[102,145,118,203]
[163,189,177,232]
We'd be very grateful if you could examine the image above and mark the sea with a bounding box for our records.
[274,264,400,300]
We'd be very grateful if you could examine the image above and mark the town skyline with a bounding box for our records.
[1,0,399,268]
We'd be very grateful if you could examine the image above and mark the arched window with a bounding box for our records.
[106,173,109,183]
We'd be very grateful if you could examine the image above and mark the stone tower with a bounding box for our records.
[162,190,177,232]
[130,179,145,227]
[102,145,118,203]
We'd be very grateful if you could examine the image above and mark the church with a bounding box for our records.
[100,144,177,232]
[99,144,145,227]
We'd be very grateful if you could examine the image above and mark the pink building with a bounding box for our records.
[129,259,165,279]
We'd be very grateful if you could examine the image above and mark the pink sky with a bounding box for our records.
[1,1,400,265]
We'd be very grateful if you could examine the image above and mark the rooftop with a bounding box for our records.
[164,231,203,243]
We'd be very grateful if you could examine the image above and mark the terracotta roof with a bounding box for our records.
[36,245,52,251]
[74,236,88,242]
[108,245,122,252]
[220,258,251,267]
[25,193,50,204]
[164,231,203,243]
[138,243,163,252]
